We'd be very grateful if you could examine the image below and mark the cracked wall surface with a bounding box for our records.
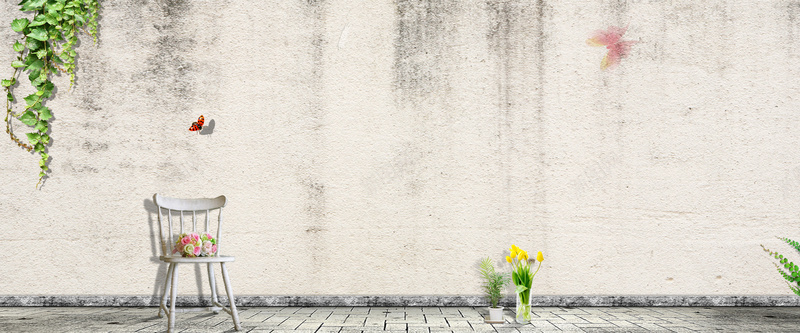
[1,0,800,296]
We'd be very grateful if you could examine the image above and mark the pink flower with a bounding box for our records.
[181,236,191,245]
[202,241,213,254]
[193,246,201,255]
[191,233,200,241]
[211,244,217,254]
[206,233,213,240]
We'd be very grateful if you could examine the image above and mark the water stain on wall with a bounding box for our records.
[299,0,329,268]
[786,1,800,58]
[142,3,196,111]
[393,0,459,107]
[82,141,109,153]
[485,0,548,223]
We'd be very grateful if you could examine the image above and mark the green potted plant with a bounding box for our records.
[479,257,510,323]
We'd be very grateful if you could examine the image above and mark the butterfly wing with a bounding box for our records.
[189,115,204,131]
[602,41,637,70]
[587,25,627,47]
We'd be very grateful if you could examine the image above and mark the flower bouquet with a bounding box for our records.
[506,244,543,324]
[172,232,217,257]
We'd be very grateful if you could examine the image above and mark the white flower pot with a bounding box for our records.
[485,306,504,323]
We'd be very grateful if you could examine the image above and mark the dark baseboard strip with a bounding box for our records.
[1,295,799,307]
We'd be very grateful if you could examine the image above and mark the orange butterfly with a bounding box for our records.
[189,115,204,132]
[587,26,637,70]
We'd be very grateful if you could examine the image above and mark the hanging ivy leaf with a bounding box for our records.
[26,28,48,41]
[40,81,54,98]
[5,0,100,188]
[24,94,39,106]
[26,38,41,51]
[28,15,47,27]
[10,18,29,32]
[20,0,47,12]
[34,120,47,132]
[39,107,52,120]
[25,132,40,144]
[18,111,36,126]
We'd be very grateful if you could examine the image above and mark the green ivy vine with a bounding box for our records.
[4,0,99,188]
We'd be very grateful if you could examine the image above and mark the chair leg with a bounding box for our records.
[168,264,179,333]
[220,262,241,331]
[207,263,220,313]
[159,263,174,318]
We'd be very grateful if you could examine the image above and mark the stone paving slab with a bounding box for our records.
[0,306,800,332]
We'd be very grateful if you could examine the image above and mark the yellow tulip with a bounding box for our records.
[537,251,544,262]
[518,250,528,261]
[511,244,520,253]
[509,249,516,259]
[506,255,512,263]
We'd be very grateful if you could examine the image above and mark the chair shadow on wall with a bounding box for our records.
[144,199,208,304]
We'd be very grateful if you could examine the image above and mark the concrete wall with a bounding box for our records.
[1,0,799,297]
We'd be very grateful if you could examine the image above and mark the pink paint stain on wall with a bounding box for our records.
[587,26,637,70]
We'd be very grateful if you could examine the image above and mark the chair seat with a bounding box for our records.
[159,255,235,263]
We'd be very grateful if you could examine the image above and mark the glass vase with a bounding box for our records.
[515,288,532,324]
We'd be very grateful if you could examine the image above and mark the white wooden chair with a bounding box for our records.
[153,193,241,332]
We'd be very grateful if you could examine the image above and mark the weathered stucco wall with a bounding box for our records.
[2,0,800,297]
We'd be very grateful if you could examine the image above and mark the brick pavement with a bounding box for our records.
[1,306,799,332]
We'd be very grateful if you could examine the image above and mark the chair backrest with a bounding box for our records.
[153,193,227,256]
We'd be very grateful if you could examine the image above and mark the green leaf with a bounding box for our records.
[31,76,45,89]
[20,0,47,11]
[28,14,47,27]
[27,68,40,82]
[27,28,48,41]
[45,14,58,26]
[40,134,49,145]
[41,152,48,160]
[47,26,60,39]
[11,60,25,68]
[25,59,44,71]
[514,284,528,295]
[35,120,47,132]
[24,93,39,106]
[26,132,40,144]
[10,18,29,32]
[39,107,52,120]
[34,49,47,59]
[26,38,41,51]
[39,171,45,177]
[6,92,13,102]
[41,81,54,98]
[38,158,45,167]
[1,80,12,87]
[34,142,44,152]
[13,41,24,52]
